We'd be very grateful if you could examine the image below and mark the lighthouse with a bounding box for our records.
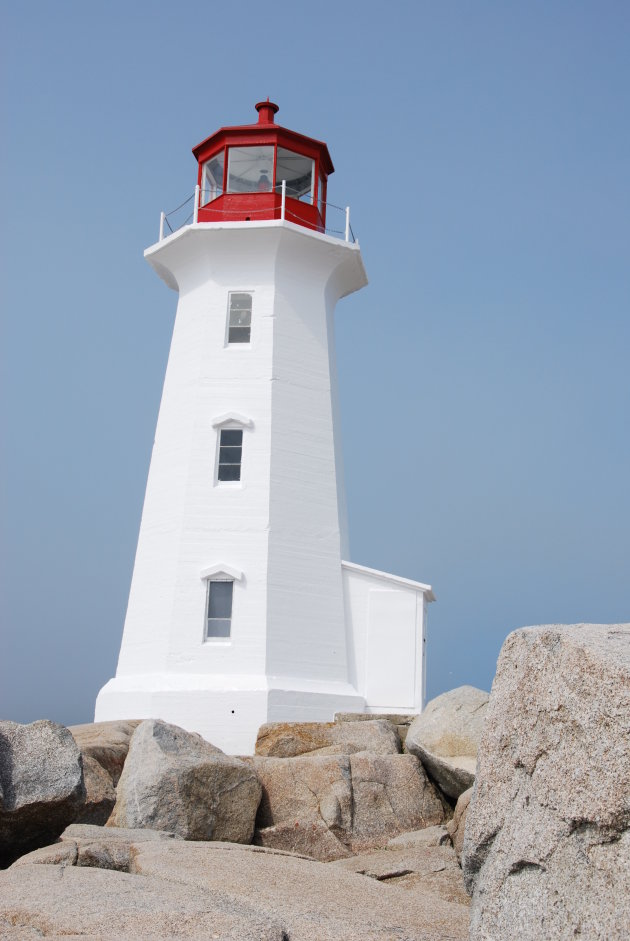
[96,102,434,754]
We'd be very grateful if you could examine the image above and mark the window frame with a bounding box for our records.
[203,577,234,641]
[216,426,243,484]
[211,414,253,489]
[226,291,253,346]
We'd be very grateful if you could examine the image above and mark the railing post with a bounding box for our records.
[193,185,200,224]
[345,206,350,242]
[281,179,286,221]
[159,211,165,242]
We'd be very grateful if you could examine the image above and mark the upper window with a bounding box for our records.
[275,147,314,204]
[201,152,224,205]
[227,145,274,194]
[227,293,252,344]
[205,579,233,639]
[217,428,243,482]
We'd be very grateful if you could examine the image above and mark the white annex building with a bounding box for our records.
[96,101,434,754]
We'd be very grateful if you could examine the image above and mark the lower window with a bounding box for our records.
[205,579,233,639]
[217,428,243,481]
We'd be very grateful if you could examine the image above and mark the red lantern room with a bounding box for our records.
[192,100,333,232]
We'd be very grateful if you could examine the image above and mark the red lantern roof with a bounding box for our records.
[191,101,333,232]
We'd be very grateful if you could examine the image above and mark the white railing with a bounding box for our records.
[157,182,355,244]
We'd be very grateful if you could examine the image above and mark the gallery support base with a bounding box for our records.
[95,674,365,755]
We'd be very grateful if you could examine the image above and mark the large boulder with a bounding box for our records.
[108,719,261,843]
[406,686,489,799]
[0,835,470,939]
[0,719,85,865]
[255,719,400,757]
[68,720,141,826]
[253,752,445,860]
[462,623,630,941]
[351,753,444,851]
[69,719,140,786]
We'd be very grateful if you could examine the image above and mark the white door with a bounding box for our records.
[365,589,417,708]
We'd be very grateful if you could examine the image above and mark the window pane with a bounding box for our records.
[229,308,251,327]
[230,293,252,311]
[208,580,233,618]
[220,429,243,447]
[206,618,231,638]
[228,326,251,343]
[219,445,242,464]
[227,146,274,193]
[318,174,325,215]
[275,148,314,204]
[202,153,224,205]
[218,463,241,481]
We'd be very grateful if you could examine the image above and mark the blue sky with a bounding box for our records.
[2,1,629,724]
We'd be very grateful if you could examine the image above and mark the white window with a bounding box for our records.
[205,579,233,639]
[217,428,243,482]
[227,293,252,344]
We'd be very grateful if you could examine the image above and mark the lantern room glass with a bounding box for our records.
[275,148,315,204]
[227,145,274,194]
[201,153,224,205]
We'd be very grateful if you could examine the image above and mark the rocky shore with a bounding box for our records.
[1,622,628,939]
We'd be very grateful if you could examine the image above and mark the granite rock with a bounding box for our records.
[388,824,452,848]
[446,787,472,863]
[462,623,630,941]
[108,719,261,842]
[73,754,116,825]
[0,861,285,939]
[255,718,400,757]
[331,834,470,906]
[1,836,469,939]
[335,711,416,746]
[69,719,141,786]
[61,822,183,844]
[406,686,488,799]
[0,719,85,865]
[255,819,353,860]
[253,752,445,860]
[12,822,184,872]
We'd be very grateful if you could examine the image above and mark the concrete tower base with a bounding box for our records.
[95,674,364,755]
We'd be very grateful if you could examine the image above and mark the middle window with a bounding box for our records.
[217,428,243,482]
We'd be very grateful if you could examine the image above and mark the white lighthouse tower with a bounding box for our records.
[96,102,434,753]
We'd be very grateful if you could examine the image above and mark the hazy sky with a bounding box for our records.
[2,1,629,726]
